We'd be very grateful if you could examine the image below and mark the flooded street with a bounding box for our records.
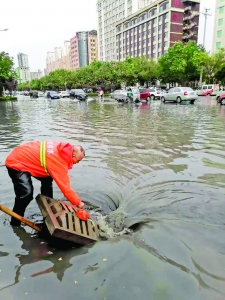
[0,96,225,299]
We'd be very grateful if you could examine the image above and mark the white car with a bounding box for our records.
[161,87,198,104]
[148,87,165,100]
[59,91,70,98]
[38,91,44,97]
[215,90,225,101]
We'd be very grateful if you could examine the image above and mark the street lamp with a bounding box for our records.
[0,29,9,32]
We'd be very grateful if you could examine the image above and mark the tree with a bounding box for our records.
[158,41,209,85]
[0,52,15,96]
[204,48,225,83]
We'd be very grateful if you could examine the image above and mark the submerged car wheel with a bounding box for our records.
[190,100,195,104]
[147,96,150,101]
[151,95,155,100]
[221,98,225,105]
[161,96,165,103]
[176,97,181,103]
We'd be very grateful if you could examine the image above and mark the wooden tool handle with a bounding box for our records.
[0,204,42,232]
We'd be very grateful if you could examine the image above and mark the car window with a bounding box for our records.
[149,89,155,92]
[174,88,180,92]
[132,88,139,93]
[168,88,174,93]
[208,85,213,89]
[202,86,207,90]
[182,87,193,91]
[139,89,146,93]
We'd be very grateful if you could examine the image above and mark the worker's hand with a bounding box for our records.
[78,202,84,209]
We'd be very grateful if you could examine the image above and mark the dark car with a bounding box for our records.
[46,91,59,99]
[70,89,87,100]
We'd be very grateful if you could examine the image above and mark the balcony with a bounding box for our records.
[184,6,192,12]
[183,11,199,21]
[182,31,197,39]
[183,22,197,30]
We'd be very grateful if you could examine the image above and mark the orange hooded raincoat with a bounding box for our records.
[5,141,81,206]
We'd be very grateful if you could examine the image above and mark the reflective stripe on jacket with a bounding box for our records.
[5,141,81,206]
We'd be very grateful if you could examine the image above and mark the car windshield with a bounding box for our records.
[182,87,193,91]
[50,92,57,94]
[139,89,146,93]
[75,89,85,93]
[132,89,139,93]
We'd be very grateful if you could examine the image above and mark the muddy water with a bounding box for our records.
[0,96,225,300]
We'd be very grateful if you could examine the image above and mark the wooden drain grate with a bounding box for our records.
[36,194,99,245]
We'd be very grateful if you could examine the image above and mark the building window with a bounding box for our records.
[216,42,221,49]
[159,25,162,31]
[217,30,222,37]
[219,6,224,13]
[218,18,223,25]
[159,5,164,12]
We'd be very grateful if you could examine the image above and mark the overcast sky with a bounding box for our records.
[0,0,216,73]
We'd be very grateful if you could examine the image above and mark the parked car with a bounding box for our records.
[196,84,219,96]
[114,88,140,103]
[112,90,127,101]
[217,93,225,105]
[38,91,44,97]
[70,89,87,100]
[139,88,151,101]
[216,90,225,102]
[59,91,70,98]
[148,87,164,100]
[46,91,60,99]
[161,87,198,104]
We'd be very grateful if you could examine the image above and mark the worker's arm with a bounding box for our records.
[48,165,81,207]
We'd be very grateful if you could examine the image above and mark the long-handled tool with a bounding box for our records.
[0,204,42,232]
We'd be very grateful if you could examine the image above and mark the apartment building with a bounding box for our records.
[212,0,225,52]
[115,0,200,61]
[30,70,43,80]
[70,30,98,70]
[97,0,150,62]
[17,53,30,83]
[45,41,71,75]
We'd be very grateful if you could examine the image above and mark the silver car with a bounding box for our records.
[161,87,198,104]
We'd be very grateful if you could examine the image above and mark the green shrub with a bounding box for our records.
[0,96,18,101]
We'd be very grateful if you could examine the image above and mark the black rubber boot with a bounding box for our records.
[10,196,33,226]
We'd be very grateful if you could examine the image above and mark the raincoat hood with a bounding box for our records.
[57,142,73,169]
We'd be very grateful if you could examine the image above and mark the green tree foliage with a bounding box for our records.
[17,43,225,92]
[204,48,225,83]
[0,52,15,96]
[158,41,209,84]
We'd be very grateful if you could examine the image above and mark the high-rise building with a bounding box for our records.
[70,30,98,70]
[30,70,43,80]
[45,41,71,75]
[115,0,200,61]
[212,0,225,52]
[17,53,30,83]
[17,52,29,68]
[97,0,149,62]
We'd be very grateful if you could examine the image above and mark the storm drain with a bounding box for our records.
[36,194,99,245]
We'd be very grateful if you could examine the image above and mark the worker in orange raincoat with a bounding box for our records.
[5,141,85,226]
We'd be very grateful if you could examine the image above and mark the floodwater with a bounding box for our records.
[0,96,225,300]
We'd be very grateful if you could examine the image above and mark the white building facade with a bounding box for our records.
[17,52,30,83]
[212,0,225,52]
[97,0,149,61]
[30,70,43,80]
